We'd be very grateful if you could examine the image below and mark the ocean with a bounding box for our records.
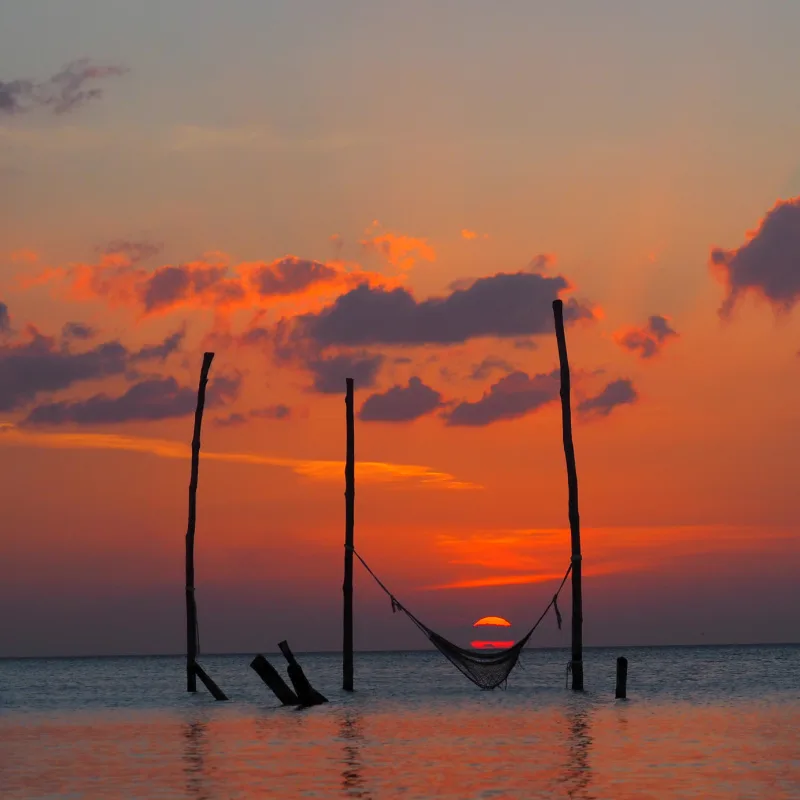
[1,645,797,799]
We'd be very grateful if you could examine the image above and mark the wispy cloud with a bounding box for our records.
[0,424,480,490]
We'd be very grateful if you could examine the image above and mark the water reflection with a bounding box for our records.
[182,720,211,800]
[339,709,372,799]
[559,702,595,799]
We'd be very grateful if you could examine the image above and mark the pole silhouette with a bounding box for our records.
[186,352,214,693]
[343,377,355,691]
[552,300,584,691]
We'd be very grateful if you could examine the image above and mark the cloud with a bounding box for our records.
[10,249,39,264]
[249,257,338,296]
[307,353,384,393]
[711,196,800,315]
[0,325,187,412]
[614,315,678,359]
[359,377,443,422]
[214,412,247,427]
[0,59,126,116]
[469,356,514,381]
[0,302,9,335]
[360,229,436,270]
[250,404,291,420]
[103,240,162,264]
[62,322,96,341]
[289,272,596,348]
[445,370,560,426]
[129,328,185,362]
[0,425,481,490]
[34,248,394,318]
[461,229,489,241]
[23,371,240,426]
[577,379,637,418]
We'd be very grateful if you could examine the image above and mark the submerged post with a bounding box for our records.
[615,656,628,699]
[186,352,214,693]
[552,300,584,691]
[343,377,355,691]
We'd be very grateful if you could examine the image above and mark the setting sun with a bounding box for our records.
[473,616,511,628]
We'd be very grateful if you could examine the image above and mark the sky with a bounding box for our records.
[1,0,799,657]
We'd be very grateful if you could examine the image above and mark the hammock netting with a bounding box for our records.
[352,547,572,690]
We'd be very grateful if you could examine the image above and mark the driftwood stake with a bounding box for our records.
[186,352,214,692]
[194,663,228,701]
[343,377,355,691]
[250,654,299,705]
[553,300,584,691]
[279,640,328,706]
[615,656,628,699]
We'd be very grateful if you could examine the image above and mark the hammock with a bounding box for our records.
[352,547,572,690]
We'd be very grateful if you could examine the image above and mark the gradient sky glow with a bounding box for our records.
[1,1,799,657]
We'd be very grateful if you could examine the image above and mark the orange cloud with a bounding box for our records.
[361,230,436,270]
[24,246,396,321]
[9,249,39,264]
[0,423,481,490]
[461,229,489,241]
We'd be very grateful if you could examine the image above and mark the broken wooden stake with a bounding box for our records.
[194,662,228,702]
[278,640,328,706]
[183,352,227,701]
[250,654,299,705]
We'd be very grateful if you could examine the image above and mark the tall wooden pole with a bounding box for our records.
[343,378,355,691]
[552,300,584,691]
[186,352,214,693]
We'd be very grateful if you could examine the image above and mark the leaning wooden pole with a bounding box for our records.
[552,300,584,691]
[343,377,355,691]
[186,352,214,693]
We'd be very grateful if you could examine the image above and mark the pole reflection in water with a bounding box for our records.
[338,709,372,799]
[182,719,211,800]
[559,701,595,799]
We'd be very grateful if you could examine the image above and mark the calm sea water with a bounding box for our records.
[1,646,798,799]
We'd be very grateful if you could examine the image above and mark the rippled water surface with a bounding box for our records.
[1,646,798,798]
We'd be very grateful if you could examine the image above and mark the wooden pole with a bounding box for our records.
[186,352,214,693]
[343,377,355,691]
[615,656,628,699]
[552,300,584,691]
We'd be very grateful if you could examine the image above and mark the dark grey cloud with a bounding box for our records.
[251,258,337,296]
[140,264,239,312]
[444,370,560,426]
[469,356,514,381]
[0,328,186,412]
[615,315,678,359]
[577,379,638,418]
[24,370,241,427]
[213,412,247,427]
[289,272,595,347]
[62,322,96,341]
[103,240,162,264]
[24,378,196,425]
[250,404,292,420]
[393,356,412,364]
[0,59,126,116]
[711,196,800,316]
[359,377,443,422]
[130,328,185,362]
[308,353,384,393]
[0,302,10,335]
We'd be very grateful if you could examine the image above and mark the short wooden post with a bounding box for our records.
[343,377,355,691]
[615,656,628,699]
[186,352,214,693]
[250,654,299,705]
[279,640,328,706]
[553,300,584,692]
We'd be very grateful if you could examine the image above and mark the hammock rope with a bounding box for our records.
[350,545,572,690]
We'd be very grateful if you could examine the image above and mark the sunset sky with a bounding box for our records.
[1,1,799,657]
